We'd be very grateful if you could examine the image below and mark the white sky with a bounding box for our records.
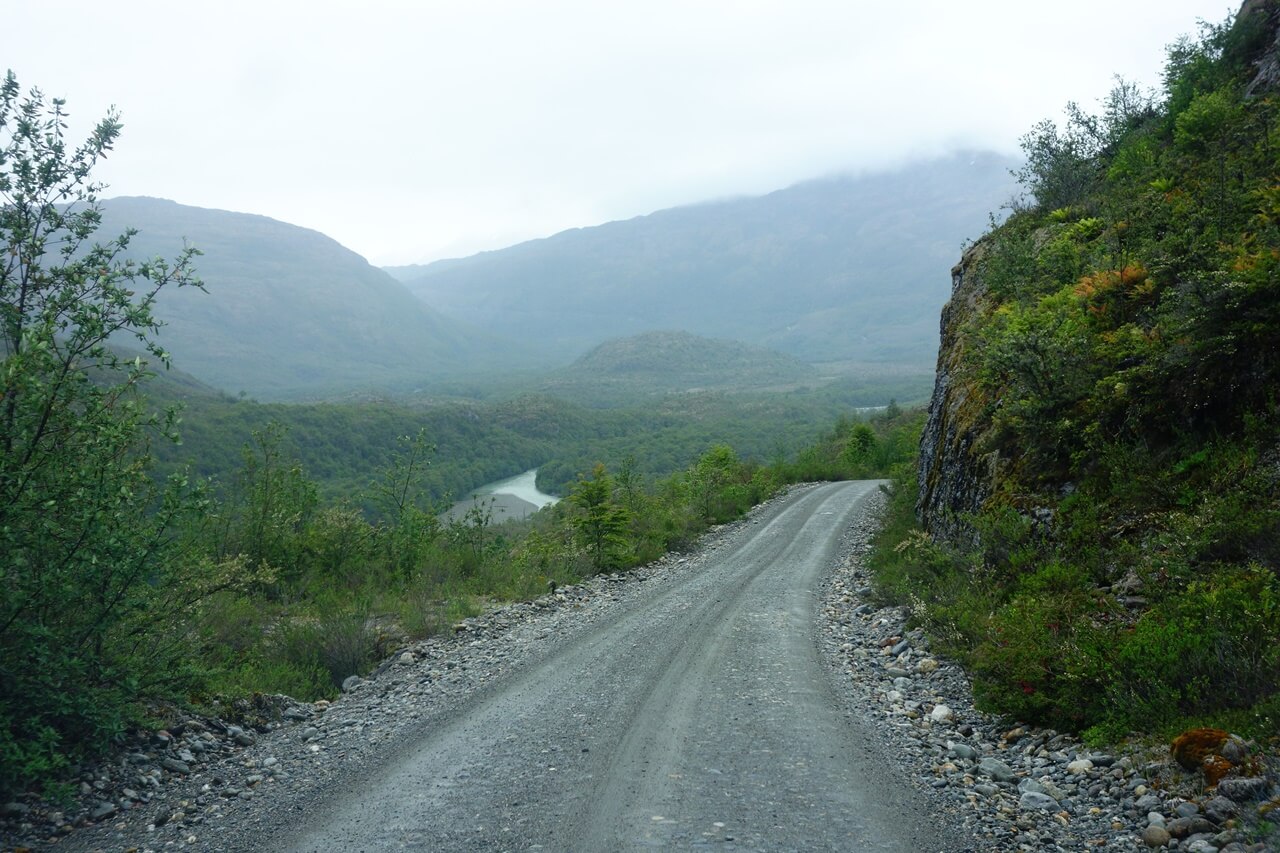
[7,1,1237,265]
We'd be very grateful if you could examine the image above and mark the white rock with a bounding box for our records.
[1066,758,1094,775]
[930,704,954,723]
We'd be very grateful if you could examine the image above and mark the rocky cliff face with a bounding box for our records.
[1244,0,1280,95]
[916,0,1280,546]
[915,242,1002,544]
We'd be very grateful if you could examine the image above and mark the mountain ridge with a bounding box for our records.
[394,151,1019,368]
[97,197,503,399]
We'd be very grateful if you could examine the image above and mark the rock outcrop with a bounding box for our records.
[1244,0,1280,96]
[915,240,1001,544]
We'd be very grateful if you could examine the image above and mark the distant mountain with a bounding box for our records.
[97,197,496,399]
[394,152,1018,367]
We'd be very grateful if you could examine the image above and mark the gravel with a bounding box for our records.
[816,489,1279,853]
[5,482,1277,852]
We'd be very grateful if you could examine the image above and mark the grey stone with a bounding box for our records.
[1175,801,1202,818]
[1216,776,1269,802]
[1141,824,1172,847]
[0,802,28,817]
[89,801,117,821]
[1185,840,1219,853]
[1065,757,1093,775]
[1203,795,1238,824]
[1220,738,1248,764]
[949,742,977,761]
[1018,791,1059,811]
[160,757,190,774]
[1017,778,1046,795]
[978,757,1016,783]
[1168,816,1217,837]
[233,731,256,747]
[342,675,363,693]
[1135,793,1163,811]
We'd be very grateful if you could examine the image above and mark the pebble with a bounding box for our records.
[816,490,1280,853]
[1019,791,1059,811]
[4,485,1278,852]
[978,757,1016,783]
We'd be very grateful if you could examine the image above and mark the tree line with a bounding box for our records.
[0,71,920,797]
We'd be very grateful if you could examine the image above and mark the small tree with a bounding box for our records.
[841,422,877,469]
[1014,116,1100,211]
[216,422,317,592]
[0,72,205,795]
[371,428,442,585]
[688,444,747,522]
[569,463,630,571]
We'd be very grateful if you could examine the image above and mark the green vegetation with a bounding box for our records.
[146,373,924,510]
[0,73,213,797]
[0,71,925,797]
[179,402,922,720]
[877,10,1280,744]
[536,330,817,404]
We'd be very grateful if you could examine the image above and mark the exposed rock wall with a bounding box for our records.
[917,0,1280,547]
[915,241,1001,544]
[1244,0,1280,96]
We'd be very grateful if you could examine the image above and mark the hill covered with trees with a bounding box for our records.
[890,3,1280,744]
[0,67,920,800]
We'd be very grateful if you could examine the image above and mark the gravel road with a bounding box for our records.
[272,480,952,852]
[17,480,1273,852]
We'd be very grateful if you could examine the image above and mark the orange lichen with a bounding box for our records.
[1202,754,1235,787]
[1074,264,1157,325]
[1171,727,1230,771]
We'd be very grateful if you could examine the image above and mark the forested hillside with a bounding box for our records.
[149,374,902,507]
[0,71,918,800]
[889,3,1280,743]
[395,152,1017,367]
[97,198,510,399]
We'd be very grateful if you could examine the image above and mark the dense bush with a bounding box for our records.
[876,8,1280,743]
[0,73,218,796]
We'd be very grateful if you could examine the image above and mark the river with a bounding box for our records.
[443,468,560,523]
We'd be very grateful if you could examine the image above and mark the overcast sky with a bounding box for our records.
[8,1,1237,265]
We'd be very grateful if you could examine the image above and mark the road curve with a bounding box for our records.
[277,481,953,852]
